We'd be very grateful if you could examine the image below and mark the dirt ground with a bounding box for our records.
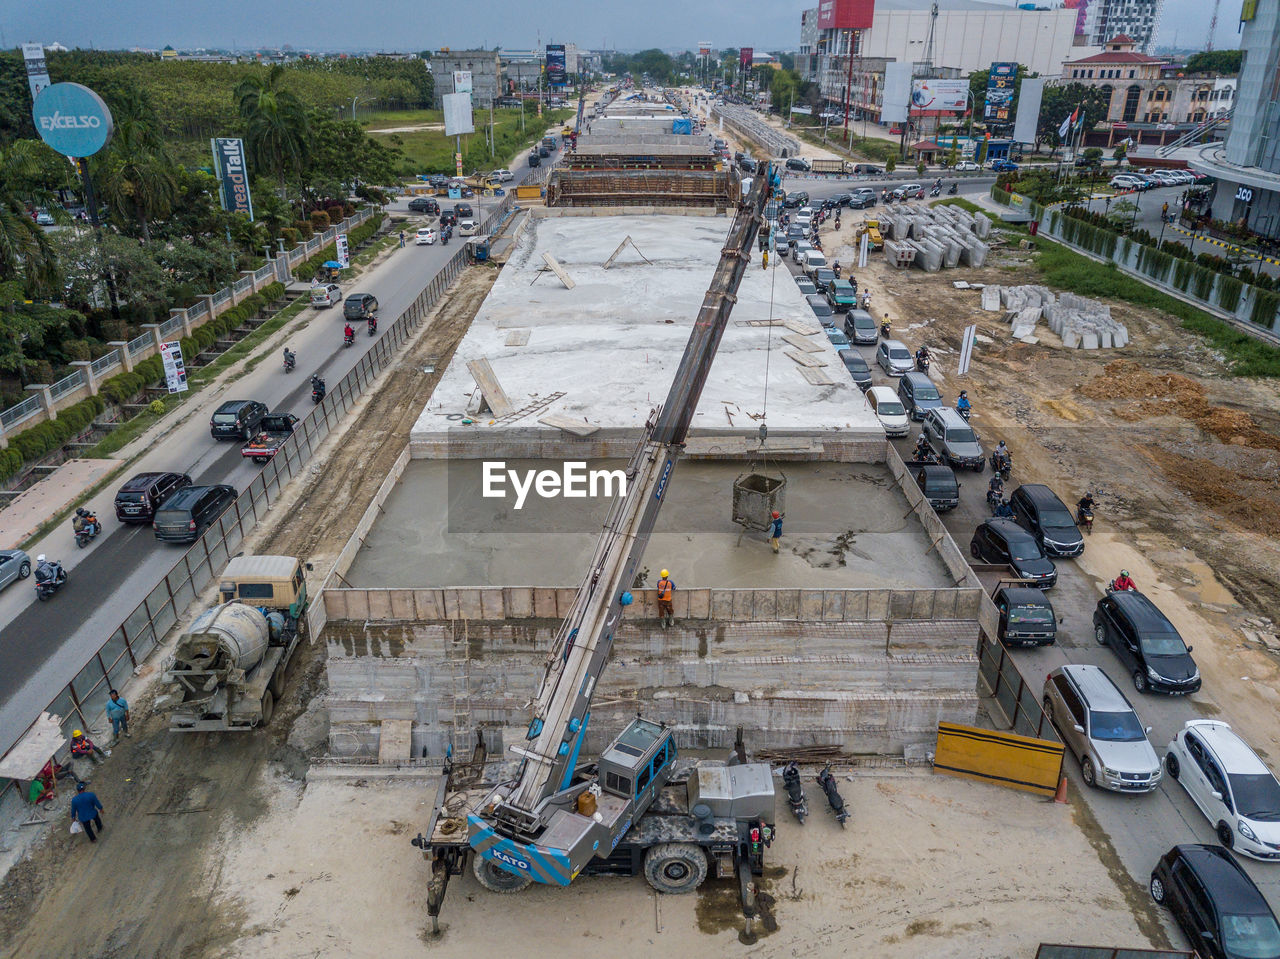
[182,768,1155,959]
[0,267,496,959]
[834,215,1280,755]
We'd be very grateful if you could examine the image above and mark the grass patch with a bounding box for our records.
[371,107,572,174]
[84,395,186,459]
[932,197,985,216]
[1033,238,1280,377]
[792,127,901,164]
[353,233,398,267]
[358,108,444,130]
[190,294,310,386]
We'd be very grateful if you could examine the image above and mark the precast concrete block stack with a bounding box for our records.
[981,285,1129,348]
[878,203,990,270]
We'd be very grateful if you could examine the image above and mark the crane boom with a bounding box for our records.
[466,169,773,880]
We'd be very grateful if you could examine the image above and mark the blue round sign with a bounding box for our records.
[31,82,114,158]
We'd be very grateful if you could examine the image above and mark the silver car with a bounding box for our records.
[876,339,914,376]
[1044,664,1162,793]
[0,549,32,591]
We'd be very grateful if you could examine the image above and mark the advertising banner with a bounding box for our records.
[442,92,475,137]
[22,43,51,102]
[32,82,114,158]
[453,70,472,94]
[546,44,567,86]
[881,62,912,124]
[335,233,349,269]
[1012,78,1044,144]
[910,79,968,113]
[739,48,754,69]
[159,341,189,394]
[984,62,1017,123]
[816,0,876,30]
[210,138,253,218]
[698,42,712,56]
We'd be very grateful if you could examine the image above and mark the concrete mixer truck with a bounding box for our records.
[154,555,308,732]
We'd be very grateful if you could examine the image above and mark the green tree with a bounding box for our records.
[235,65,310,192]
[1184,50,1243,75]
[97,119,178,241]
[0,141,64,294]
[1035,83,1109,153]
[1113,143,1128,165]
[0,282,87,379]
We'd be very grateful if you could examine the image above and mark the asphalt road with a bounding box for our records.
[793,244,1280,945]
[0,148,554,755]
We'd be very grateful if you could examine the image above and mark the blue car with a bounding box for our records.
[990,159,1020,173]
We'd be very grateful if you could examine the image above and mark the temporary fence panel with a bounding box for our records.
[978,632,1057,741]
[934,721,1064,798]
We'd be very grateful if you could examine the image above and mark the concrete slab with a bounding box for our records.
[411,215,880,452]
[344,460,954,589]
[0,458,123,546]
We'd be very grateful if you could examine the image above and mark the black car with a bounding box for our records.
[538,146,550,158]
[528,153,541,168]
[812,268,836,293]
[343,292,379,321]
[1151,844,1280,959]
[455,203,474,220]
[152,484,238,544]
[806,294,834,322]
[1009,483,1085,557]
[848,188,877,209]
[784,191,810,208]
[1094,589,1201,695]
[912,462,959,512]
[210,399,268,441]
[407,197,440,215]
[970,519,1057,588]
[994,585,1056,646]
[427,174,451,189]
[838,349,872,391]
[114,471,192,523]
[439,208,458,225]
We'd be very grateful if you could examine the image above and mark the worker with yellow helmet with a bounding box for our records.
[656,569,676,629]
[70,728,110,766]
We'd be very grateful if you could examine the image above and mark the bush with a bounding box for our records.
[309,210,331,231]
[148,399,166,414]
[294,220,314,240]
[280,227,299,246]
[885,156,897,173]
[343,202,356,217]
[64,340,92,361]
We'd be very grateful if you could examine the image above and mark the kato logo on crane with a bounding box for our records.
[489,848,532,871]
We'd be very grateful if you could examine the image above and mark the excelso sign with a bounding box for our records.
[31,82,114,157]
[210,138,254,219]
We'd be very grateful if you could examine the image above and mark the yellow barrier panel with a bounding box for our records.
[934,721,1064,798]
[515,185,543,200]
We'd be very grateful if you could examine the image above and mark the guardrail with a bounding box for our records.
[90,352,120,378]
[48,369,85,402]
[0,194,512,784]
[128,333,152,358]
[0,395,42,430]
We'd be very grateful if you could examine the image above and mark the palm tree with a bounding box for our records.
[235,66,310,194]
[98,119,177,241]
[0,141,62,293]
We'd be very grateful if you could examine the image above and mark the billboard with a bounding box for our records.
[159,342,189,394]
[984,62,1017,123]
[816,0,876,30]
[335,233,349,269]
[210,137,253,218]
[452,70,472,94]
[910,79,968,113]
[1012,78,1043,144]
[442,92,474,137]
[739,47,754,69]
[698,41,712,56]
[32,82,114,158]
[22,44,51,102]
[881,62,912,124]
[546,44,567,85]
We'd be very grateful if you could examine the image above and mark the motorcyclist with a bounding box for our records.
[1077,491,1096,516]
[343,323,355,343]
[988,474,1004,497]
[860,290,871,310]
[1112,569,1136,591]
[913,435,933,460]
[934,177,943,189]
[283,347,296,371]
[994,498,1015,518]
[367,313,377,334]
[993,440,1010,470]
[81,508,98,538]
[956,390,971,416]
[881,314,891,337]
[72,509,87,536]
[35,554,61,582]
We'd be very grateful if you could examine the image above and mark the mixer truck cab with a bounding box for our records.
[218,554,307,619]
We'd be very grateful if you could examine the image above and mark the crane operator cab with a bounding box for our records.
[598,718,676,806]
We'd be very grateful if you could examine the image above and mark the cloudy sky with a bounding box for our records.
[4,0,1244,54]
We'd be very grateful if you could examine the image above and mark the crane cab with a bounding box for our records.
[598,718,677,806]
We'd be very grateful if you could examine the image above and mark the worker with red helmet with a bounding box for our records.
[769,510,783,554]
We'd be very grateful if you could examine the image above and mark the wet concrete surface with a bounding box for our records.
[345,459,953,588]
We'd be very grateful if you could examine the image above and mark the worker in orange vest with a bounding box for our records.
[656,569,675,628]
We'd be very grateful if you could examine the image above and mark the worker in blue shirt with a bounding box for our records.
[106,689,131,743]
[69,782,104,843]
[769,510,783,554]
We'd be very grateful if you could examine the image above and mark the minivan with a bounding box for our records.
[454,203,474,220]
[993,585,1056,646]
[922,407,984,469]
[1094,589,1201,695]
[210,399,269,441]
[153,484,238,544]
[1043,664,1162,793]
[785,157,811,172]
[407,196,439,215]
[115,471,192,524]
[1151,844,1280,959]
[1009,483,1085,557]
[843,309,878,345]
[913,462,959,512]
[897,372,943,421]
[343,292,379,321]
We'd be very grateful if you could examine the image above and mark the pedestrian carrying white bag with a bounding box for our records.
[70,820,83,835]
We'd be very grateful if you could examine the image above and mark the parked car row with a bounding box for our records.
[1110,168,1201,191]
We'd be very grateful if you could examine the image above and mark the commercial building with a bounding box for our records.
[1190,1,1280,240]
[1072,0,1164,54]
[429,50,502,106]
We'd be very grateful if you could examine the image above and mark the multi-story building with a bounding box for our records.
[1074,0,1164,54]
[429,50,502,106]
[1190,0,1280,239]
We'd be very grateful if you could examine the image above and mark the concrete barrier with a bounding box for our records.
[934,721,1064,797]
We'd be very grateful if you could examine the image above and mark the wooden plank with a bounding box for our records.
[736,319,787,327]
[782,333,823,353]
[784,349,828,368]
[504,330,531,347]
[377,719,414,765]
[798,367,837,386]
[465,357,513,416]
[784,318,822,335]
[538,414,600,436]
[541,252,576,289]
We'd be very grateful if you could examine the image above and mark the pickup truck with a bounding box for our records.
[240,413,300,464]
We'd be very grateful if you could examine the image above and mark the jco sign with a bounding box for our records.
[31,82,114,157]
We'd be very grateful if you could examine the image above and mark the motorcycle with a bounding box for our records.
[986,488,1004,512]
[367,316,378,336]
[1077,505,1095,534]
[929,185,941,197]
[311,377,326,404]
[947,183,958,195]
[782,762,808,824]
[880,321,892,340]
[990,452,1012,482]
[1109,578,1136,592]
[34,560,67,601]
[73,511,100,549]
[282,350,296,373]
[441,231,449,246]
[817,765,849,828]
[343,331,355,348]
[956,404,971,421]
[915,353,931,374]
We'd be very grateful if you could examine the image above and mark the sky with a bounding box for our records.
[2,0,1246,56]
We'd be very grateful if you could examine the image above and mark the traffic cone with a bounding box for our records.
[1053,775,1069,804]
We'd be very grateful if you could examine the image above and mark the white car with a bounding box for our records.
[458,218,478,237]
[1166,720,1280,860]
[865,386,910,436]
[415,227,438,246]
[954,161,980,172]
[310,283,342,308]
[490,169,514,182]
[1110,175,1143,190]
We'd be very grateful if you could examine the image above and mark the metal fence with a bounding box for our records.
[977,632,1058,742]
[188,299,210,320]
[2,195,509,786]
[90,351,120,378]
[254,263,274,282]
[48,369,86,402]
[0,395,42,430]
[128,333,153,358]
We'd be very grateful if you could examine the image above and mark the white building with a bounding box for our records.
[1077,0,1164,54]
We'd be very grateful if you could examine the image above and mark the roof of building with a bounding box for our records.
[1067,49,1164,65]
[1109,33,1135,43]
[869,0,1071,12]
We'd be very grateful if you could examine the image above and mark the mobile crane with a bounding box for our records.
[413,167,779,926]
